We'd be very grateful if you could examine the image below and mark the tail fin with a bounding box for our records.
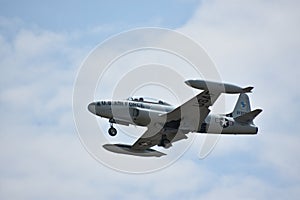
[227,93,251,118]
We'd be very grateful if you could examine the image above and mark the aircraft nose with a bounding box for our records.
[88,102,96,114]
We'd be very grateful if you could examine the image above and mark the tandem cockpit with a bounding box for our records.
[126,96,171,106]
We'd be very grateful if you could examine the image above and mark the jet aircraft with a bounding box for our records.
[88,80,262,157]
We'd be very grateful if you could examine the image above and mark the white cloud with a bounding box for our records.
[177,0,300,198]
[0,130,215,200]
[258,132,300,181]
[14,29,65,57]
[0,17,212,200]
[1,0,300,199]
[198,174,300,200]
[179,0,300,131]
[179,0,300,94]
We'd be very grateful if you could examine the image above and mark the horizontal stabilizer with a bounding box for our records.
[103,144,166,157]
[234,109,263,124]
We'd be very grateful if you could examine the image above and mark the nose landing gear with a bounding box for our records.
[108,119,117,136]
[108,126,117,136]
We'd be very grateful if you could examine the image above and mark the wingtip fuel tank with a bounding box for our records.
[185,79,253,94]
[103,144,166,157]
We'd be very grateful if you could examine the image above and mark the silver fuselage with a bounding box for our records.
[88,100,258,135]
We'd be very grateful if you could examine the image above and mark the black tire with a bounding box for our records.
[108,127,117,136]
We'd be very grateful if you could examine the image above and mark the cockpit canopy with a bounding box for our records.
[127,96,171,106]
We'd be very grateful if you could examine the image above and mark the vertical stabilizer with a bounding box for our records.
[227,93,251,118]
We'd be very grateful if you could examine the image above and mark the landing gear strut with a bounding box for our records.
[108,119,117,136]
[161,139,171,148]
[159,135,172,149]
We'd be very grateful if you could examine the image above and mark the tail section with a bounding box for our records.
[234,109,263,124]
[227,93,262,124]
[227,93,251,118]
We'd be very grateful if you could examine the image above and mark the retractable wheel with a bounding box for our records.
[108,127,117,136]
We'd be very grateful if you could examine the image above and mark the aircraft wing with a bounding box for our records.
[131,90,221,151]
[131,125,167,150]
[161,90,220,121]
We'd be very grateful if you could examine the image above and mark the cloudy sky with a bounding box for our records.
[1,0,300,199]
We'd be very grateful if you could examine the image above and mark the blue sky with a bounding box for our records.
[1,0,199,29]
[1,0,300,199]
